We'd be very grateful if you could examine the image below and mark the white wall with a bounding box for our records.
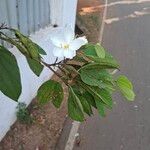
[50,0,77,28]
[0,0,78,141]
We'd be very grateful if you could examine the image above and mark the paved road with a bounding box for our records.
[56,0,150,150]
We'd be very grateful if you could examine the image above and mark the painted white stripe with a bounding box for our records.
[64,0,109,150]
[99,0,108,43]
[111,69,118,75]
[64,121,80,150]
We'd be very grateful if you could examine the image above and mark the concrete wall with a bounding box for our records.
[0,0,78,141]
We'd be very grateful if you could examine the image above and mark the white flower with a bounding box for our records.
[50,26,88,59]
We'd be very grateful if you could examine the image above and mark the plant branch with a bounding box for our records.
[41,60,68,86]
[0,24,14,31]
[0,25,70,85]
[48,58,68,66]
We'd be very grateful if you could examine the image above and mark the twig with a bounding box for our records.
[41,60,68,86]
[48,59,68,66]
[0,24,14,31]
[54,57,58,64]
[0,25,70,85]
[41,61,61,77]
[58,66,69,76]
[0,23,6,29]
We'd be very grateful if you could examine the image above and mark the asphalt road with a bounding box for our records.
[56,0,150,150]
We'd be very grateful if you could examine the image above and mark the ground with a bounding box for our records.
[0,75,68,150]
[77,0,103,42]
[0,0,103,149]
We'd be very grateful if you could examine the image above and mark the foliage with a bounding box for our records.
[37,80,63,108]
[0,45,21,101]
[0,25,135,122]
[16,102,33,124]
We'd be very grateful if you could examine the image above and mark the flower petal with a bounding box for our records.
[63,50,76,59]
[53,47,64,58]
[70,36,88,51]
[63,25,75,43]
[50,29,65,47]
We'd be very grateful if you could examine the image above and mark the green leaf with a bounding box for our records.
[80,68,113,89]
[80,70,101,86]
[0,46,22,101]
[79,82,113,108]
[95,97,105,117]
[78,95,93,116]
[26,57,44,76]
[97,88,113,108]
[73,80,96,108]
[79,44,118,70]
[82,44,97,57]
[37,80,64,107]
[14,30,39,60]
[80,62,119,74]
[101,80,115,93]
[33,43,47,55]
[82,44,107,59]
[117,75,133,89]
[83,49,119,69]
[95,43,105,58]
[119,86,135,101]
[89,57,119,68]
[116,75,135,101]
[83,92,97,108]
[72,86,93,116]
[71,84,85,95]
[79,63,118,90]
[14,30,46,60]
[68,86,84,121]
[0,35,29,56]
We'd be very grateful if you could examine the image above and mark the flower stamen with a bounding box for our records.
[64,44,69,49]
[61,43,69,49]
